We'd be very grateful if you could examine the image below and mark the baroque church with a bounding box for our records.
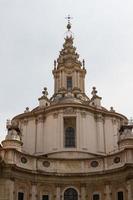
[0,20,133,200]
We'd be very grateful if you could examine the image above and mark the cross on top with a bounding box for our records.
[65,15,73,30]
[65,14,73,23]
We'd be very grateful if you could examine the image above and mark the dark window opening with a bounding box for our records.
[93,194,100,200]
[117,191,124,200]
[18,192,24,200]
[64,117,76,148]
[65,127,75,147]
[67,77,72,90]
[42,195,49,200]
[64,188,78,200]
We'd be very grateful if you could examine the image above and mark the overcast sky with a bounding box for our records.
[0,0,133,142]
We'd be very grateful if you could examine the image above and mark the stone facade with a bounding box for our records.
[0,21,133,200]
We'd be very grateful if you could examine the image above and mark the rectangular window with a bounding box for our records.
[118,192,123,200]
[18,192,24,200]
[93,194,100,200]
[67,77,72,90]
[42,195,49,200]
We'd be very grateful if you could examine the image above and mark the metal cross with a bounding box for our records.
[65,14,73,24]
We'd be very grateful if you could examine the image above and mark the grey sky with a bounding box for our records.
[0,0,133,141]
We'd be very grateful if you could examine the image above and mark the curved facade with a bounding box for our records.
[0,22,133,200]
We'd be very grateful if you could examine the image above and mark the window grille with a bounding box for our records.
[65,127,75,147]
[64,188,78,200]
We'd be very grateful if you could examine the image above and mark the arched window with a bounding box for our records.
[64,188,78,200]
[117,191,124,200]
[65,127,75,147]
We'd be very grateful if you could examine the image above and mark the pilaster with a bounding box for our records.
[127,181,132,200]
[36,115,44,153]
[31,183,37,200]
[56,185,61,200]
[80,184,86,200]
[95,114,105,153]
[104,185,112,200]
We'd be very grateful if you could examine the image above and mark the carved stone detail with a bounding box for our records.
[23,118,28,125]
[95,114,104,122]
[36,115,44,123]
[64,107,76,114]
[53,112,58,118]
[112,118,117,125]
[81,111,86,118]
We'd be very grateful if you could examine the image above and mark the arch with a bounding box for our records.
[64,188,78,200]
[65,127,75,147]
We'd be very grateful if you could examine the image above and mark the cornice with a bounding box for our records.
[13,103,127,122]
[2,162,133,179]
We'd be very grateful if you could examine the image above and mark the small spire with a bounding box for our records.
[54,60,56,69]
[82,59,85,68]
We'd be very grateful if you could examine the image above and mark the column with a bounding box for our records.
[77,72,80,88]
[80,75,83,92]
[56,76,59,93]
[60,71,62,88]
[82,76,85,93]
[57,76,59,92]
[77,111,81,149]
[74,71,76,88]
[59,113,63,149]
[54,75,57,93]
[62,71,65,88]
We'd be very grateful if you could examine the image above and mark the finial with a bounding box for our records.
[82,59,85,68]
[65,14,73,31]
[54,60,56,69]
[42,87,48,97]
[91,86,97,97]
[110,106,115,112]
[24,107,30,113]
